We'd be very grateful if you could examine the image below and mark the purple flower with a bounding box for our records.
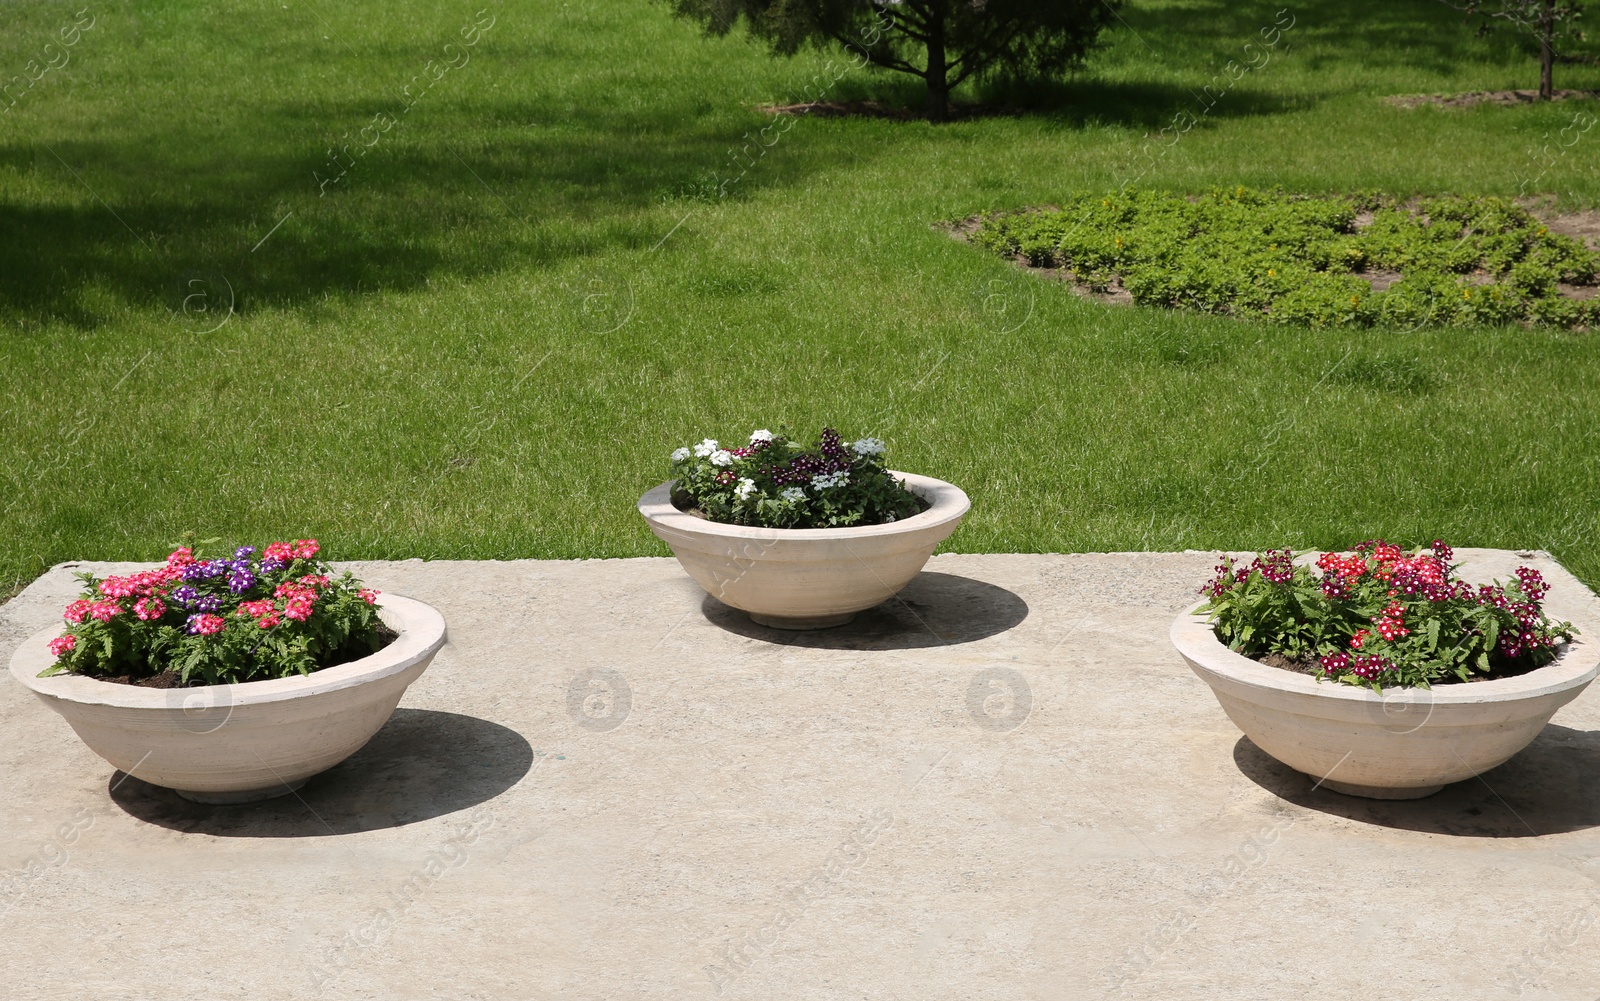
[193,594,222,613]
[172,585,198,607]
[227,570,255,594]
[260,558,288,573]
[182,560,223,581]
[235,546,256,561]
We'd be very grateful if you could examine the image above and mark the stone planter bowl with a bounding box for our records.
[639,471,970,629]
[9,594,447,804]
[1171,600,1600,799]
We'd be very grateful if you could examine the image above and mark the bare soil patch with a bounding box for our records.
[1363,268,1404,292]
[1542,209,1600,250]
[1385,89,1600,109]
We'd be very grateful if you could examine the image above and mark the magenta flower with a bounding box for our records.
[133,597,166,621]
[187,613,226,636]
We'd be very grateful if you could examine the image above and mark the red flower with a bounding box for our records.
[188,613,226,636]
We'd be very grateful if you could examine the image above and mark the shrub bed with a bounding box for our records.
[971,187,1600,328]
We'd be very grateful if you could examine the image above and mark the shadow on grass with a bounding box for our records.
[107,709,533,837]
[701,571,1029,650]
[1106,0,1537,79]
[0,98,853,328]
[1233,725,1600,837]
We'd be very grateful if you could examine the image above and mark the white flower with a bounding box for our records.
[710,449,734,467]
[734,477,756,500]
[810,471,849,490]
[850,437,886,457]
[670,447,691,463]
[780,487,806,503]
[749,429,774,444]
[693,438,719,458]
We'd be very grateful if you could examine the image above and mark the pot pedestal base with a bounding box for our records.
[1318,778,1443,800]
[749,611,857,630]
[176,779,308,805]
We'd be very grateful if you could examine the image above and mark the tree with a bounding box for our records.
[1439,1,1590,99]
[661,0,1124,122]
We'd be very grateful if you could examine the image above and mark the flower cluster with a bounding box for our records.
[41,538,389,687]
[1199,539,1576,690]
[667,428,923,529]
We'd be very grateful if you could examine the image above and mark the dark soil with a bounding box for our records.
[95,670,186,688]
[673,490,932,524]
[1249,644,1558,684]
[1385,89,1600,109]
[84,622,399,688]
[1255,652,1319,676]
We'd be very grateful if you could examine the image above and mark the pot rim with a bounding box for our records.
[1170,599,1600,705]
[8,593,447,709]
[637,470,970,542]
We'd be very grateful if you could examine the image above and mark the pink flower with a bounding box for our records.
[292,539,320,559]
[134,597,166,621]
[90,601,122,622]
[284,595,314,622]
[264,541,294,562]
[98,576,137,599]
[359,588,380,605]
[237,599,276,619]
[63,599,92,624]
[47,635,76,657]
[299,574,330,589]
[188,613,226,636]
[167,547,195,567]
[257,613,281,629]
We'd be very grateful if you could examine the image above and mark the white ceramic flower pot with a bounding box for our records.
[9,594,447,804]
[639,471,970,629]
[1171,601,1600,799]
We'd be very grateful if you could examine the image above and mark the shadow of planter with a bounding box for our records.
[1232,725,1600,837]
[701,571,1028,651]
[108,709,533,837]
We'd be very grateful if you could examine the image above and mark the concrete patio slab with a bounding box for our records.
[2,549,1599,1000]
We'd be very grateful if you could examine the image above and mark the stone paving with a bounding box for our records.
[2,550,1598,1000]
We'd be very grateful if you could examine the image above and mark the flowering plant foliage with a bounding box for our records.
[41,539,387,686]
[667,428,923,529]
[1198,540,1576,690]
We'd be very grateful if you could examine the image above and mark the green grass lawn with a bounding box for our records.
[3,0,1600,597]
